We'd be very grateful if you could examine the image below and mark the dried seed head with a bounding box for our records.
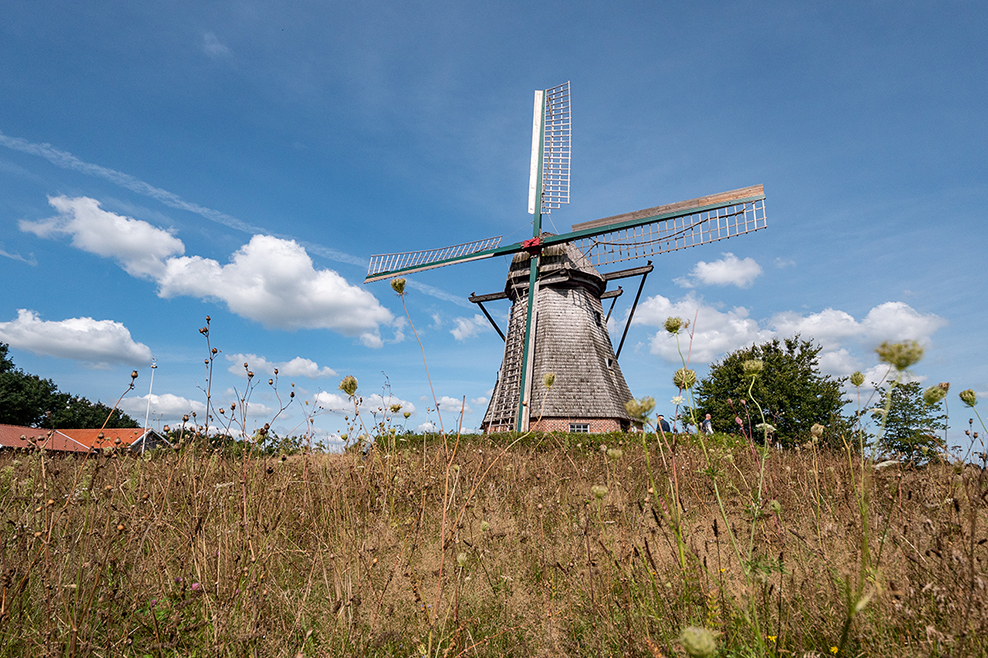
[247,371,253,379]
[339,375,358,397]
[273,368,278,375]
[403,411,411,419]
[810,423,825,438]
[959,389,978,408]
[390,278,406,295]
[673,368,697,389]
[268,379,274,385]
[131,370,139,380]
[211,348,218,355]
[163,425,170,433]
[850,371,865,387]
[876,340,924,371]
[182,414,190,422]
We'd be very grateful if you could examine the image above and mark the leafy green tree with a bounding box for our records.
[688,336,851,447]
[0,343,138,428]
[872,381,947,463]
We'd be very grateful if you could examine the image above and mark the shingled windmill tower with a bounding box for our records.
[365,82,767,433]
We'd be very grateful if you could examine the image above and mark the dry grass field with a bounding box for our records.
[1,429,986,657]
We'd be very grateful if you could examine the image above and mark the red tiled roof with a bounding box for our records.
[0,424,49,450]
[0,425,152,453]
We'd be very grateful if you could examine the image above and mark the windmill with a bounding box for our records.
[365,82,766,433]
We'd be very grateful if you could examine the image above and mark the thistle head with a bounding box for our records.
[390,278,406,295]
[959,389,978,408]
[673,368,697,389]
[850,371,865,387]
[923,385,947,406]
[338,375,358,397]
[876,340,924,371]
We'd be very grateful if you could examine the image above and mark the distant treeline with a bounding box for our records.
[0,342,138,429]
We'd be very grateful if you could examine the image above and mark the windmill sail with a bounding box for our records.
[568,185,766,267]
[365,235,505,282]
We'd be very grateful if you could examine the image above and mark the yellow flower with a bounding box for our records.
[767,636,776,643]
[830,647,839,654]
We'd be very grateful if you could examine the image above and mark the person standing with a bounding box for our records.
[701,413,714,436]
[657,414,671,433]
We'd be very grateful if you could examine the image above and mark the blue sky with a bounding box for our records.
[1,1,985,447]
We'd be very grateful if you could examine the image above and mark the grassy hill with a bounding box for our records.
[1,432,986,657]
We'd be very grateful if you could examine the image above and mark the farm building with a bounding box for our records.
[0,424,172,454]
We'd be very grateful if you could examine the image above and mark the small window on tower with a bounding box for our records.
[570,423,590,433]
[593,311,602,326]
[606,358,613,368]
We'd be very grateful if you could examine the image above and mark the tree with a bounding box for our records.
[872,381,947,463]
[0,342,138,428]
[688,336,851,447]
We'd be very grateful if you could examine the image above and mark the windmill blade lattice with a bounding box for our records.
[539,82,571,214]
[569,186,766,267]
[366,235,503,282]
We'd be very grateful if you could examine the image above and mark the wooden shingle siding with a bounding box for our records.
[481,239,637,433]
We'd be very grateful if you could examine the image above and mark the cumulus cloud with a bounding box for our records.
[22,197,394,346]
[312,391,416,416]
[0,309,152,367]
[119,393,206,423]
[450,315,490,341]
[417,421,437,433]
[675,252,762,289]
[20,196,184,278]
[436,396,471,415]
[634,293,946,381]
[637,293,774,364]
[225,353,336,379]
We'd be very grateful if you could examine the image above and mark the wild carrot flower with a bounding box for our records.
[742,359,764,377]
[543,372,556,388]
[591,485,608,499]
[671,395,685,405]
[339,375,358,397]
[960,389,978,407]
[876,340,924,371]
[664,317,686,334]
[390,278,406,295]
[923,385,947,406]
[850,371,865,387]
[673,368,697,389]
[679,626,717,657]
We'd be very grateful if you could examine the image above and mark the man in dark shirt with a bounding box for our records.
[657,414,671,433]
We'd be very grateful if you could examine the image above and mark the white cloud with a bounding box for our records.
[470,396,489,406]
[158,234,392,345]
[0,309,152,366]
[675,252,762,289]
[636,293,774,364]
[634,294,946,381]
[312,391,416,416]
[417,421,437,433]
[450,315,490,341]
[0,243,36,266]
[226,353,336,379]
[119,393,206,423]
[22,198,394,346]
[20,196,184,278]
[203,32,232,57]
[436,395,471,415]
